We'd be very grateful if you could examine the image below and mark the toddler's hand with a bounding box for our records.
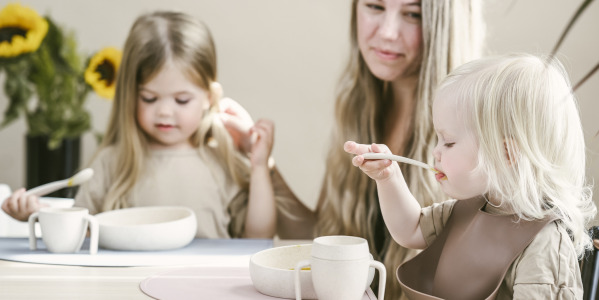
[250,119,274,167]
[344,141,396,181]
[1,188,47,222]
[219,97,255,154]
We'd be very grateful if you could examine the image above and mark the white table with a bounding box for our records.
[0,239,310,299]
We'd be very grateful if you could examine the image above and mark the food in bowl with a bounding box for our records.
[95,206,196,251]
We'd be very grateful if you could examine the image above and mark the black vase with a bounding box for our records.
[26,135,81,198]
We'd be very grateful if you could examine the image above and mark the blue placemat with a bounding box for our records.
[0,238,273,267]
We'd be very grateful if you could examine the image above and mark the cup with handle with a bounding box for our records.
[28,207,98,254]
[294,235,386,300]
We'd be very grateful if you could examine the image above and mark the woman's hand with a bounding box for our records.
[250,119,274,167]
[219,97,255,154]
[344,141,396,182]
[1,188,47,222]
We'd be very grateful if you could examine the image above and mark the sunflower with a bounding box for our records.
[85,47,122,100]
[0,3,48,58]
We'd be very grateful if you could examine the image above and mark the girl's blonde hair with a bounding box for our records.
[97,11,250,237]
[439,53,596,256]
[317,0,484,298]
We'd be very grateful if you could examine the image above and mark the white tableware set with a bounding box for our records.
[250,235,386,300]
[24,168,197,254]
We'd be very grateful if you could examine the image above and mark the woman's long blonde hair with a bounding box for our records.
[96,11,250,237]
[316,1,484,298]
[441,53,596,257]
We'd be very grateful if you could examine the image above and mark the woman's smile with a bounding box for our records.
[373,47,402,61]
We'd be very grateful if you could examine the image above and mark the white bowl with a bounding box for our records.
[249,244,375,299]
[95,206,196,251]
[250,244,317,299]
[39,197,75,208]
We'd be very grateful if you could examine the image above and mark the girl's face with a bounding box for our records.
[432,90,488,200]
[137,62,210,150]
[356,0,423,82]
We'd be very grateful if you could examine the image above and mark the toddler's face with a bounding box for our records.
[432,90,487,200]
[137,62,210,150]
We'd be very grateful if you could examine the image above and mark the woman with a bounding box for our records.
[223,0,484,298]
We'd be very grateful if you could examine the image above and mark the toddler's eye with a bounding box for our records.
[175,98,190,104]
[444,143,455,148]
[140,96,157,103]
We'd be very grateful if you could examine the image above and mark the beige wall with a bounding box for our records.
[1,1,598,221]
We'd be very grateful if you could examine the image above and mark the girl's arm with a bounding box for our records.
[244,119,276,238]
[345,141,427,249]
[1,188,46,222]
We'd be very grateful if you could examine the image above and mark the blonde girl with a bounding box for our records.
[3,11,278,238]
[348,53,596,298]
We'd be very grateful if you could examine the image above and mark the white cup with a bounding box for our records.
[28,207,98,254]
[294,235,386,300]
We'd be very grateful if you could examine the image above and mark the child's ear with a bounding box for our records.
[504,138,519,166]
[209,82,223,106]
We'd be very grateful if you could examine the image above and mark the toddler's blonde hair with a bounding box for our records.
[438,53,596,256]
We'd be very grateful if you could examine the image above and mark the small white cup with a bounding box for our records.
[28,207,98,254]
[294,235,386,300]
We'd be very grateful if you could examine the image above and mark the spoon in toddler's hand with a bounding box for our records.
[25,168,94,197]
[361,153,440,174]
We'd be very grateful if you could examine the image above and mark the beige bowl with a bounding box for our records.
[95,206,196,251]
[249,244,376,299]
[250,244,317,299]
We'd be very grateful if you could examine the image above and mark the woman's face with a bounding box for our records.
[356,0,423,82]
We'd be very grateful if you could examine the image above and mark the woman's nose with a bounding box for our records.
[379,13,400,40]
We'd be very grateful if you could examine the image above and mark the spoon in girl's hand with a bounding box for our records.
[361,153,441,174]
[25,168,94,197]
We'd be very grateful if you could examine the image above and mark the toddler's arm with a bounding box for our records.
[244,119,276,238]
[345,141,427,249]
[1,188,47,222]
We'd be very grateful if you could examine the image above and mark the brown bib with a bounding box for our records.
[396,197,554,300]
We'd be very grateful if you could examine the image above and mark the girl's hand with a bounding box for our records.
[344,141,396,181]
[250,119,274,167]
[219,97,255,154]
[1,188,47,222]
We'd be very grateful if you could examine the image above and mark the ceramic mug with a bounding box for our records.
[294,235,386,300]
[28,207,98,254]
